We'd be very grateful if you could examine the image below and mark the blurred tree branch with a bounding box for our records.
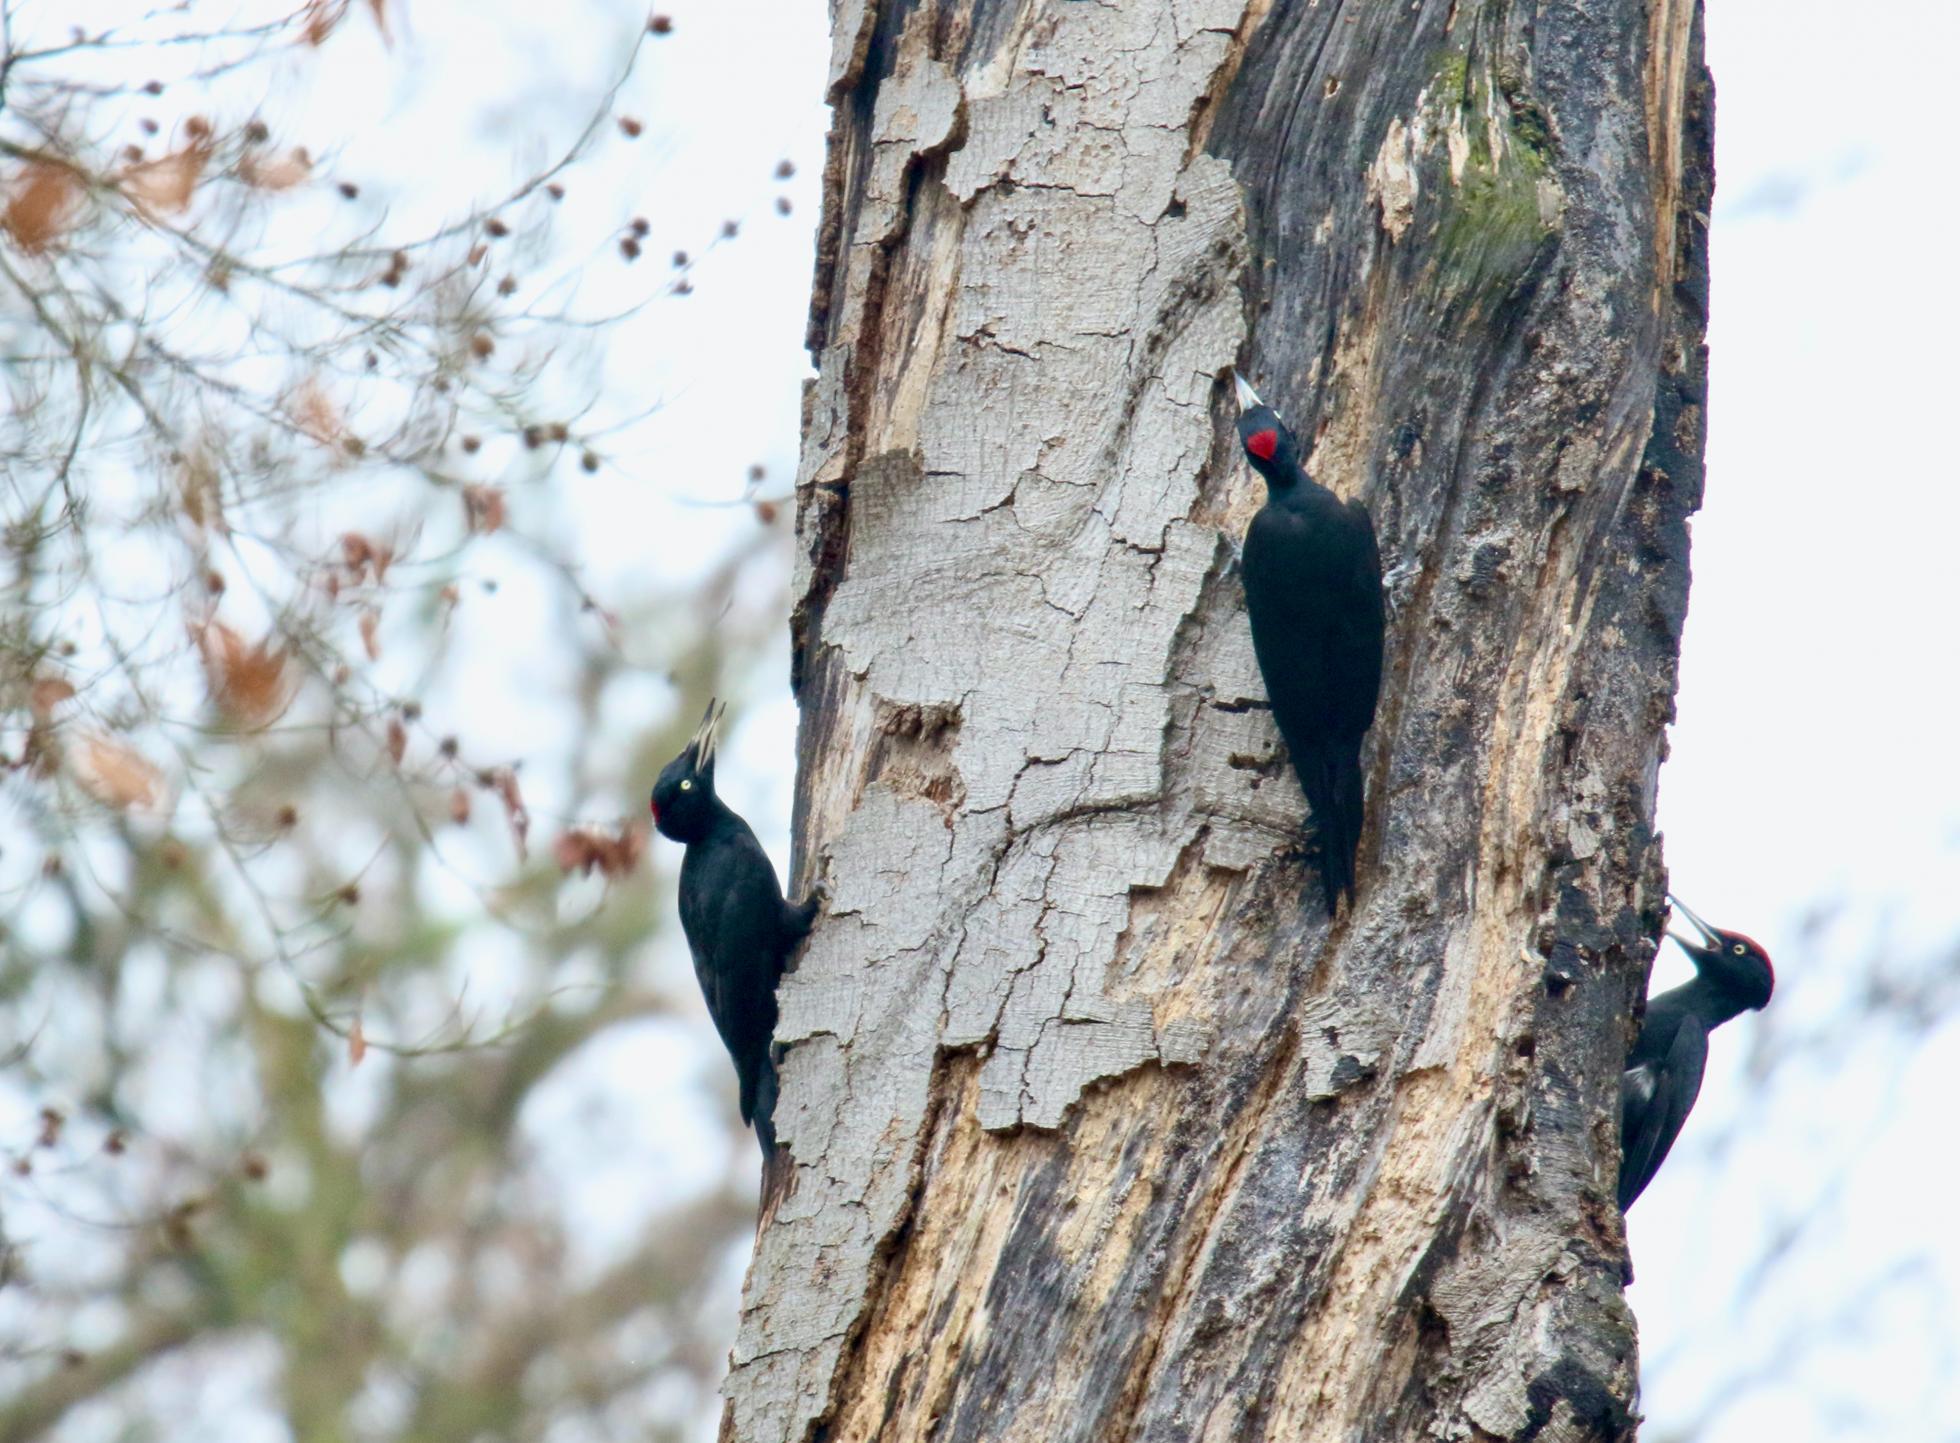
[0,3,795,1438]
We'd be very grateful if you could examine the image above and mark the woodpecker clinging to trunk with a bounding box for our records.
[650,701,819,1160]
[1232,373,1386,915]
[1618,894,1774,1211]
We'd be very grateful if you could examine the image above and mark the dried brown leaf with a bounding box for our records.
[486,767,528,859]
[29,677,75,719]
[178,448,226,532]
[358,609,381,661]
[553,822,646,879]
[197,622,292,728]
[302,0,343,45]
[239,147,312,191]
[288,378,342,446]
[74,735,164,810]
[462,484,505,535]
[552,830,588,872]
[122,143,210,217]
[348,1016,367,1066]
[339,532,391,585]
[2,162,82,255]
[386,717,407,766]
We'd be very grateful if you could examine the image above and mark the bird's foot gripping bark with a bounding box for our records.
[785,886,825,943]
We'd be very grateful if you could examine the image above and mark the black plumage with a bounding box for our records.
[651,701,819,1159]
[1232,374,1386,914]
[1618,895,1774,1211]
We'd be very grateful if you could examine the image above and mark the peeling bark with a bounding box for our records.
[734,0,1712,1438]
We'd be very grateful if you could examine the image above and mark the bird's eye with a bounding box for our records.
[1732,943,1746,955]
[679,779,692,791]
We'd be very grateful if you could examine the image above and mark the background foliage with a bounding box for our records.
[0,3,818,1437]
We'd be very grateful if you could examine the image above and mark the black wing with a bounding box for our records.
[1328,497,1386,739]
[1617,1014,1710,1210]
[1241,496,1385,748]
[678,826,793,1126]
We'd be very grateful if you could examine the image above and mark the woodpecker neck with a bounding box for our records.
[1258,465,1349,523]
[1249,455,1301,494]
[1681,964,1765,1026]
[687,794,743,845]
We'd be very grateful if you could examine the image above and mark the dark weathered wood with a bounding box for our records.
[733,1,1712,1438]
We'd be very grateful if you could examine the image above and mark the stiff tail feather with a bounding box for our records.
[1297,741,1365,915]
[746,1052,780,1160]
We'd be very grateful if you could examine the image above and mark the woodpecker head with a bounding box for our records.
[1668,893,1774,1010]
[1233,373,1304,490]
[650,699,725,843]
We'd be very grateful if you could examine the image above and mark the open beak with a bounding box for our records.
[1665,891,1720,951]
[1233,372,1263,413]
[689,697,727,770]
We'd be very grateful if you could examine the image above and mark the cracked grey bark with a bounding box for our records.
[729,0,1713,1439]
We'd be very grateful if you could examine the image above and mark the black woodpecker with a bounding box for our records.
[1232,373,1386,915]
[1618,894,1774,1211]
[650,701,819,1160]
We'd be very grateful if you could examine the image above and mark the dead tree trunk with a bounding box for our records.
[733,1,1711,1438]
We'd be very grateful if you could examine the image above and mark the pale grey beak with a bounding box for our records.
[1233,372,1263,412]
[690,698,727,770]
[1665,892,1720,950]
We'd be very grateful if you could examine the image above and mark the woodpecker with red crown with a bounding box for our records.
[651,701,820,1160]
[1618,895,1774,1210]
[1232,373,1386,915]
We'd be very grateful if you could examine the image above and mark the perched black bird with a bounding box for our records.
[1232,373,1386,914]
[650,701,819,1159]
[1618,895,1774,1211]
